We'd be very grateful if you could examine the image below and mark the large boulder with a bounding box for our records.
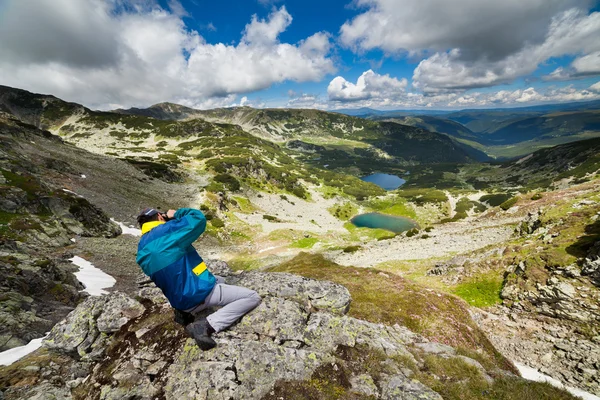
[230,271,351,315]
[43,292,144,359]
[3,266,528,400]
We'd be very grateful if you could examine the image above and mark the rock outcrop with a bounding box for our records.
[1,262,521,400]
[0,113,123,349]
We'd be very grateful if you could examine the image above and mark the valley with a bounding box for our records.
[1,85,600,399]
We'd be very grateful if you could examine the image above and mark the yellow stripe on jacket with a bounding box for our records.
[192,261,207,276]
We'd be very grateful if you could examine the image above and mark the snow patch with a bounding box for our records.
[70,256,116,296]
[111,219,141,236]
[81,174,86,178]
[515,362,600,400]
[0,334,48,366]
[61,188,84,198]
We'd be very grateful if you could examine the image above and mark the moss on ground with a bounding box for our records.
[328,202,358,220]
[231,196,257,213]
[414,353,578,400]
[452,274,504,308]
[0,348,72,391]
[268,252,512,371]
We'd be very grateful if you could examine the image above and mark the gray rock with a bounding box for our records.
[455,355,494,384]
[232,297,308,344]
[414,342,456,356]
[44,293,144,357]
[96,293,145,333]
[25,269,519,400]
[231,271,351,315]
[380,374,443,400]
[515,210,543,236]
[137,286,167,305]
[13,383,72,400]
[164,338,332,400]
[350,374,380,397]
[205,259,233,277]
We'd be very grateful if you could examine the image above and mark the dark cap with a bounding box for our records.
[138,208,160,218]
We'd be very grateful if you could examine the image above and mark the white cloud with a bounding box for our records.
[340,0,600,92]
[324,74,600,110]
[167,0,188,18]
[0,2,335,110]
[412,9,600,92]
[546,51,600,80]
[286,94,328,109]
[341,0,589,56]
[327,69,407,101]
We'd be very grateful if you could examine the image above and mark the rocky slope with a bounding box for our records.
[0,113,120,350]
[0,261,578,400]
[0,111,200,351]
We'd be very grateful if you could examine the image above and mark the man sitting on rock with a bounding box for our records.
[136,207,261,350]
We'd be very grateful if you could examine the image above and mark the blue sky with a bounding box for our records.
[1,0,599,110]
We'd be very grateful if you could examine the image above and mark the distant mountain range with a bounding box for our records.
[333,99,600,118]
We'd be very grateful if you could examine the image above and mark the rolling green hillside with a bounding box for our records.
[113,102,202,120]
[383,109,600,159]
[462,137,600,190]
[478,110,600,144]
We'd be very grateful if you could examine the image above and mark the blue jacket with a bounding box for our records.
[136,208,216,310]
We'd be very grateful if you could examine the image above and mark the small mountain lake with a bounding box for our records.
[351,213,418,233]
[361,173,406,190]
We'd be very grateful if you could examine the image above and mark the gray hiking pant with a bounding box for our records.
[185,276,261,333]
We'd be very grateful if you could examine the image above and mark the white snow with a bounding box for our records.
[0,334,48,366]
[70,256,116,296]
[515,362,600,400]
[61,188,84,197]
[111,219,141,236]
[81,174,86,178]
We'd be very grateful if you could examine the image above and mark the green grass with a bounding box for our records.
[327,202,357,220]
[364,197,417,218]
[414,354,578,400]
[291,237,319,249]
[452,275,503,307]
[343,222,397,241]
[231,196,257,213]
[397,188,448,205]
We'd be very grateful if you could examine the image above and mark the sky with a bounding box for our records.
[1,0,600,111]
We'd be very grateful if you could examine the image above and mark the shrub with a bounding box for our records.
[479,193,512,207]
[214,173,241,192]
[397,188,448,205]
[210,217,225,228]
[499,197,518,210]
[531,193,543,200]
[405,228,419,237]
[263,215,280,222]
[343,245,361,253]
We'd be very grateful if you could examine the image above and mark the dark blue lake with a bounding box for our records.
[351,213,418,233]
[361,173,406,190]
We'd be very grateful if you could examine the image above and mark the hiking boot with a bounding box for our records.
[185,318,216,350]
[173,309,194,327]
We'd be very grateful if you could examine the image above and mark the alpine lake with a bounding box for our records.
[352,173,419,233]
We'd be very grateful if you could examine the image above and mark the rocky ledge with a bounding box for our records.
[0,261,544,400]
